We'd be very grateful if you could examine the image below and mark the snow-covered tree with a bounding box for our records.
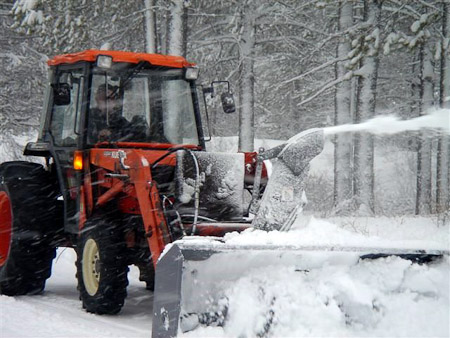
[334,0,354,212]
[11,0,147,53]
[436,2,449,213]
[236,0,256,152]
[405,4,441,215]
[416,40,434,215]
[0,1,47,161]
[167,0,189,57]
[353,0,383,214]
[187,0,331,151]
[144,0,157,53]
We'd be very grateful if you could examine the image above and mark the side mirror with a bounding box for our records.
[53,83,71,106]
[221,92,236,114]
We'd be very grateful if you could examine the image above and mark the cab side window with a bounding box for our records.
[50,71,83,147]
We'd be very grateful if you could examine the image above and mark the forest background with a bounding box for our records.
[0,0,449,217]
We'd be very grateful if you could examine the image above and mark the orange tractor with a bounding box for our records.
[0,49,258,307]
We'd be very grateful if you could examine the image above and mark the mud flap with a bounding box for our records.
[252,129,324,231]
[152,239,447,337]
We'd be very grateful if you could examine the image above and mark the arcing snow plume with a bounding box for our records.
[324,108,449,136]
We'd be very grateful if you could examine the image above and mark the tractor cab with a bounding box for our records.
[26,50,207,155]
[87,67,197,145]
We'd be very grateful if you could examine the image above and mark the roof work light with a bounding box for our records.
[185,67,199,80]
[97,55,113,69]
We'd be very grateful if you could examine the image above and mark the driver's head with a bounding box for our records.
[95,84,120,112]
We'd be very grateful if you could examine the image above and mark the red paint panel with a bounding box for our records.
[0,191,12,266]
[48,50,195,68]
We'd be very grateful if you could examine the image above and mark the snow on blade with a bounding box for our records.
[226,217,448,251]
[178,217,449,337]
[183,255,449,338]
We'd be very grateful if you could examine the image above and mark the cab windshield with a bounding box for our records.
[87,67,199,145]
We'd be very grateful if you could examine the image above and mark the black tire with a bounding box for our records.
[137,261,155,291]
[76,216,129,314]
[0,161,58,296]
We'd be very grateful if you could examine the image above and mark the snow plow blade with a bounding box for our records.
[152,239,448,337]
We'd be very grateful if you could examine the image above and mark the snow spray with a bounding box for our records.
[323,108,450,136]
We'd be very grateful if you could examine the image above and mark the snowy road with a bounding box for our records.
[0,249,153,338]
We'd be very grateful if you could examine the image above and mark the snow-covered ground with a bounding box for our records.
[0,250,153,337]
[1,216,448,337]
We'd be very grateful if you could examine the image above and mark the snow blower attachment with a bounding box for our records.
[152,128,448,337]
[152,129,327,336]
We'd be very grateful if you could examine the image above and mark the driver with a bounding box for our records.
[88,84,131,142]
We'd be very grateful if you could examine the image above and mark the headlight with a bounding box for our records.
[97,55,113,69]
[185,67,199,80]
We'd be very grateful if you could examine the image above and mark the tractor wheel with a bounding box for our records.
[0,161,58,296]
[76,217,129,314]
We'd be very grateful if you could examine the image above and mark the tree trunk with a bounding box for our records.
[353,0,382,214]
[238,1,256,152]
[167,0,187,57]
[334,1,353,212]
[144,0,157,53]
[416,43,434,215]
[436,2,450,213]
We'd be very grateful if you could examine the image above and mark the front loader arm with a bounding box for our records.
[126,150,172,267]
[87,148,173,267]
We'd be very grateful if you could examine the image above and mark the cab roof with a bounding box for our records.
[47,49,195,68]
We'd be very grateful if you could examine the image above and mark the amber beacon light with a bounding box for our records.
[73,151,83,170]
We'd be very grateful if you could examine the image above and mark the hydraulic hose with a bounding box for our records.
[151,147,201,236]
